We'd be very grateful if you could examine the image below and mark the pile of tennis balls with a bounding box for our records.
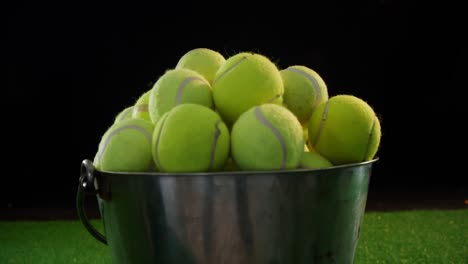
[93,48,382,173]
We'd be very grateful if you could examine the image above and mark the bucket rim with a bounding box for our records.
[95,157,379,177]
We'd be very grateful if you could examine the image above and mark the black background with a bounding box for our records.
[5,1,467,210]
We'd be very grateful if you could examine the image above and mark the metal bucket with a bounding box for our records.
[77,158,378,264]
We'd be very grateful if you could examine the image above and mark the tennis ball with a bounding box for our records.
[280,65,329,124]
[303,126,309,144]
[223,158,239,171]
[212,52,284,127]
[299,150,333,169]
[231,103,304,171]
[114,106,134,124]
[94,118,155,172]
[148,69,214,125]
[132,90,151,122]
[175,48,226,84]
[152,104,230,172]
[303,126,310,152]
[308,94,381,165]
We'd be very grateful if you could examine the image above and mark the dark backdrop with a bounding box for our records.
[5,1,466,210]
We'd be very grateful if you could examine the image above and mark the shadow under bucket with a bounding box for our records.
[77,158,378,264]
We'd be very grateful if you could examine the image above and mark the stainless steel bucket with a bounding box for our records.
[77,158,378,264]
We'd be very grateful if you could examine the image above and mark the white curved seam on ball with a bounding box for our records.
[254,107,287,169]
[154,118,168,172]
[175,76,208,105]
[312,100,330,148]
[208,120,222,171]
[363,116,377,161]
[285,67,322,106]
[212,56,248,85]
[96,125,152,163]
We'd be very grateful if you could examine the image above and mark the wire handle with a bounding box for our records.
[76,159,107,245]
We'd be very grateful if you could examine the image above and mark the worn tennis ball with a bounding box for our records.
[132,90,151,122]
[114,106,134,124]
[152,104,230,172]
[94,118,155,172]
[280,65,329,125]
[299,150,333,169]
[148,69,214,125]
[231,103,304,171]
[175,48,226,84]
[212,52,284,127]
[308,94,381,165]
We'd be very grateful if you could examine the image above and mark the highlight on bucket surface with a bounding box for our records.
[92,48,382,174]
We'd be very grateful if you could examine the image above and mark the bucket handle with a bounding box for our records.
[76,159,107,245]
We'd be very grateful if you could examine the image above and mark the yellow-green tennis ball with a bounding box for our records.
[303,126,309,143]
[94,118,155,172]
[223,158,239,171]
[212,52,284,127]
[299,150,333,169]
[231,103,304,171]
[280,65,329,125]
[152,104,230,172]
[175,48,225,84]
[308,94,382,165]
[114,106,134,124]
[303,126,310,151]
[148,69,214,125]
[132,90,151,122]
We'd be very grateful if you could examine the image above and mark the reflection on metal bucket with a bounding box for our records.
[78,158,378,264]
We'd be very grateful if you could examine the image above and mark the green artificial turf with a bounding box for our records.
[354,209,467,263]
[0,220,111,264]
[0,209,467,264]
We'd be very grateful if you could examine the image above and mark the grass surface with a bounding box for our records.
[0,209,467,264]
[354,209,467,263]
